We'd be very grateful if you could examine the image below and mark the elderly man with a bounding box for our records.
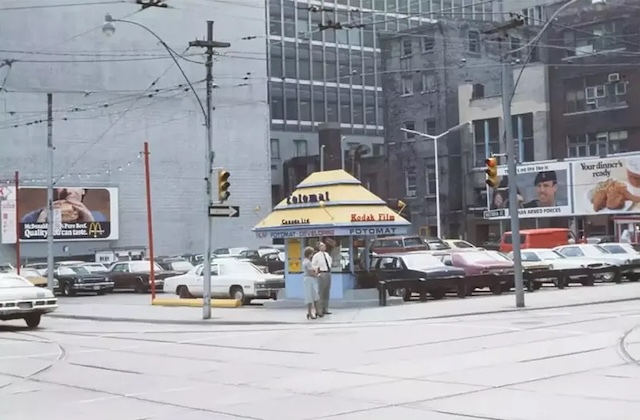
[311,241,333,316]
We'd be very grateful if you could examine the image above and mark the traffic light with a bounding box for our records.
[218,169,230,202]
[485,157,499,189]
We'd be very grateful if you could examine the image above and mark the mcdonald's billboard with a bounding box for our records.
[0,186,119,243]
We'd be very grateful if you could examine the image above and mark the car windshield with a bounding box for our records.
[583,246,609,256]
[84,265,106,272]
[537,250,565,260]
[451,241,474,248]
[461,252,509,263]
[401,254,445,269]
[601,244,635,254]
[426,241,449,250]
[69,266,91,275]
[130,261,163,272]
[221,261,264,275]
[19,268,41,277]
[520,252,541,262]
[0,276,32,288]
[171,261,194,271]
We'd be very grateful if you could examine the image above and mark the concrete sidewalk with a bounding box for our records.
[48,282,640,325]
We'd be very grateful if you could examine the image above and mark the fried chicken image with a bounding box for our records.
[592,179,640,211]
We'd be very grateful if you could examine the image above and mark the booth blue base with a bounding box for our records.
[283,272,355,300]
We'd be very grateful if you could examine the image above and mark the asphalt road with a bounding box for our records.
[2,295,640,419]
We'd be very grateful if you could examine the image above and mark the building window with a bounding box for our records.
[293,139,308,157]
[402,38,412,56]
[563,21,624,57]
[422,34,435,52]
[421,72,436,92]
[567,130,628,158]
[472,118,500,167]
[270,138,280,159]
[512,113,534,162]
[373,143,385,156]
[510,36,521,60]
[468,30,480,53]
[405,167,417,197]
[403,121,416,139]
[401,75,413,95]
[425,159,436,197]
[424,118,436,135]
[565,74,628,113]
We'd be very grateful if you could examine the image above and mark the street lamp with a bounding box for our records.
[102,13,228,320]
[400,122,470,239]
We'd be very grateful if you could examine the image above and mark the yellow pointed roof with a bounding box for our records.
[253,170,410,236]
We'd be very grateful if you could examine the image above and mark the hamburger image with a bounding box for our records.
[54,200,79,223]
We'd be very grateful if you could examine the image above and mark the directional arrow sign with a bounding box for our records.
[208,205,240,218]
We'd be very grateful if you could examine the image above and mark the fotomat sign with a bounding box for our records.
[285,191,330,205]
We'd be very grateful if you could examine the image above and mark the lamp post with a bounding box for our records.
[400,122,469,239]
[320,145,326,171]
[340,136,347,170]
[102,14,230,320]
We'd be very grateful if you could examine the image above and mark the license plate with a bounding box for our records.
[93,285,100,290]
[18,302,32,309]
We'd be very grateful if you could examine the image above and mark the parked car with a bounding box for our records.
[441,250,516,294]
[371,235,429,254]
[372,252,465,301]
[236,249,284,273]
[0,263,14,273]
[0,273,58,328]
[23,263,49,275]
[105,260,177,293]
[213,247,249,257]
[155,258,194,274]
[56,260,86,267]
[443,239,479,250]
[163,259,285,304]
[14,267,48,287]
[598,242,639,257]
[79,263,109,273]
[514,248,614,286]
[48,265,114,296]
[554,244,637,281]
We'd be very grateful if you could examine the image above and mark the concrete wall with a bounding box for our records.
[0,1,270,261]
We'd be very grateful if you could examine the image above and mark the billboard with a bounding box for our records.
[572,155,640,216]
[1,186,119,243]
[484,161,572,219]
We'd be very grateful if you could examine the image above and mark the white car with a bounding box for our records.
[163,259,285,304]
[553,244,639,281]
[0,273,58,328]
[517,248,615,283]
[598,243,639,257]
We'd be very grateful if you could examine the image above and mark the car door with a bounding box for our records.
[379,257,402,280]
[210,264,225,297]
[190,265,205,296]
[109,263,130,288]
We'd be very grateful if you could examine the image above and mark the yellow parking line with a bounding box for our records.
[152,298,242,308]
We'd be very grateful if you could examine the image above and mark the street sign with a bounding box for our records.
[208,205,240,218]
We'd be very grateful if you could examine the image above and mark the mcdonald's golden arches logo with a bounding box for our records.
[88,222,105,238]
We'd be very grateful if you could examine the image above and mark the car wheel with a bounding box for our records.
[489,284,503,295]
[394,288,406,298]
[97,290,106,296]
[230,286,245,302]
[177,286,192,299]
[429,289,447,300]
[242,297,252,305]
[134,278,146,294]
[532,282,542,291]
[24,314,41,329]
[105,288,114,294]
[628,274,639,282]
[62,283,75,297]
[402,289,412,302]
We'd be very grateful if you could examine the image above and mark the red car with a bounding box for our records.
[441,250,514,294]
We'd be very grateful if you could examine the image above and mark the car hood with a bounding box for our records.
[411,266,465,277]
[0,286,54,301]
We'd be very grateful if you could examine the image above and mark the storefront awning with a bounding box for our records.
[253,170,410,238]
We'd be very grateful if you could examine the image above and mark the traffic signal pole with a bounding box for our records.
[189,21,230,319]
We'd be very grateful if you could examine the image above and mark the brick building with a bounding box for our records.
[380,19,539,238]
[547,0,640,235]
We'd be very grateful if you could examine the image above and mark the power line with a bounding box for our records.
[0,0,127,11]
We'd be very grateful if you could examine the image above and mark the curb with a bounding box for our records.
[152,298,241,308]
[47,296,640,326]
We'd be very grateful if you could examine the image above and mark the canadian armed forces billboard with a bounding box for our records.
[1,186,119,243]
[483,154,640,219]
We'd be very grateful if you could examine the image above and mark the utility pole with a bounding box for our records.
[483,11,525,308]
[46,93,54,291]
[189,21,230,320]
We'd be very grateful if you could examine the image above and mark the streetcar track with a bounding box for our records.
[0,331,68,392]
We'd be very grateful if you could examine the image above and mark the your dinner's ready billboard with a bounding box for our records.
[483,161,572,219]
[572,155,640,216]
[1,186,119,243]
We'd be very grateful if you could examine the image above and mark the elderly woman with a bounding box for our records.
[302,246,320,319]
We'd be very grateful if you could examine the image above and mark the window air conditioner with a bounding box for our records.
[608,73,620,82]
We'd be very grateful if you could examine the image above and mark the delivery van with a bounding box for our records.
[500,228,577,253]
